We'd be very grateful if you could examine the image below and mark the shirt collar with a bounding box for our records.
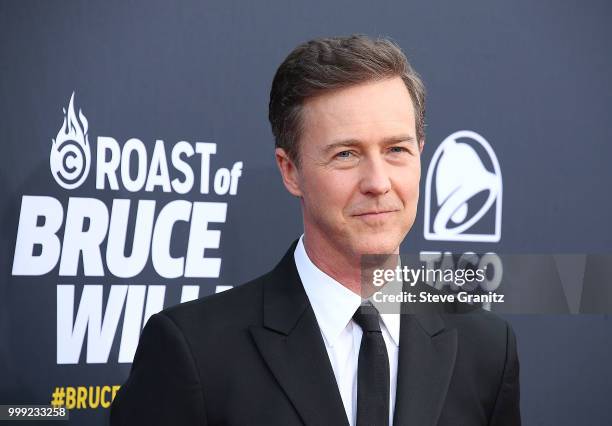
[294,235,400,347]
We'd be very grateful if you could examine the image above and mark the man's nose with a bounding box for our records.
[358,156,392,196]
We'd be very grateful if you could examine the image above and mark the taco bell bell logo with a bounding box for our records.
[424,130,502,242]
[50,92,91,189]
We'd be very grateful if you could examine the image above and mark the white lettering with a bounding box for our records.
[96,137,120,190]
[229,161,243,195]
[195,143,216,194]
[118,285,146,363]
[57,284,127,364]
[60,198,109,276]
[12,196,63,275]
[106,199,155,278]
[151,200,191,279]
[171,141,195,194]
[145,140,172,192]
[185,202,227,278]
[120,138,147,192]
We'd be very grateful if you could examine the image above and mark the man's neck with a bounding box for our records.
[302,232,398,296]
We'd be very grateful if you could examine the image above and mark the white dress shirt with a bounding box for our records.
[294,236,400,426]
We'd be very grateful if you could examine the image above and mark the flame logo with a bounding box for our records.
[50,92,91,189]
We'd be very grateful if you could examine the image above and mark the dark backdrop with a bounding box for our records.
[1,1,611,424]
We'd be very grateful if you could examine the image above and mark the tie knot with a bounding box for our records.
[353,303,382,332]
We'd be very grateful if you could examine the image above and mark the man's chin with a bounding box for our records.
[351,238,400,256]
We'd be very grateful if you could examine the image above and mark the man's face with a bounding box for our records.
[278,76,422,258]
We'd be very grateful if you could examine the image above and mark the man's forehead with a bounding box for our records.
[300,78,416,141]
[301,109,417,153]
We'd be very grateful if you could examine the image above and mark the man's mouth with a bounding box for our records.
[352,209,399,218]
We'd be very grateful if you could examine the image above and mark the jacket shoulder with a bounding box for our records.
[157,270,272,335]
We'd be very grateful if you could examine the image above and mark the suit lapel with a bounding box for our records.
[250,242,349,426]
[393,291,458,426]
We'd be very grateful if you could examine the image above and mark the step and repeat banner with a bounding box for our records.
[2,1,611,425]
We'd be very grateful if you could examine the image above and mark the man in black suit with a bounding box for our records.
[111,35,520,426]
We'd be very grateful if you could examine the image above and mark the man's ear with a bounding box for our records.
[418,139,425,154]
[275,147,303,197]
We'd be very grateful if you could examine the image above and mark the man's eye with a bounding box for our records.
[389,146,409,154]
[335,151,354,159]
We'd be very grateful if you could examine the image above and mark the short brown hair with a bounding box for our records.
[269,34,426,165]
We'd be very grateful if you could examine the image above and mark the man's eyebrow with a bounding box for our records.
[380,135,417,145]
[321,135,416,154]
[321,140,361,154]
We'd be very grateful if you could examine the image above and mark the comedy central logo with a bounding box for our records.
[50,92,91,189]
[424,130,502,242]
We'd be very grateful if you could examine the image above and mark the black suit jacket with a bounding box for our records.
[110,241,520,426]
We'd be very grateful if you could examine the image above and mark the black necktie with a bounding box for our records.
[353,303,390,426]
